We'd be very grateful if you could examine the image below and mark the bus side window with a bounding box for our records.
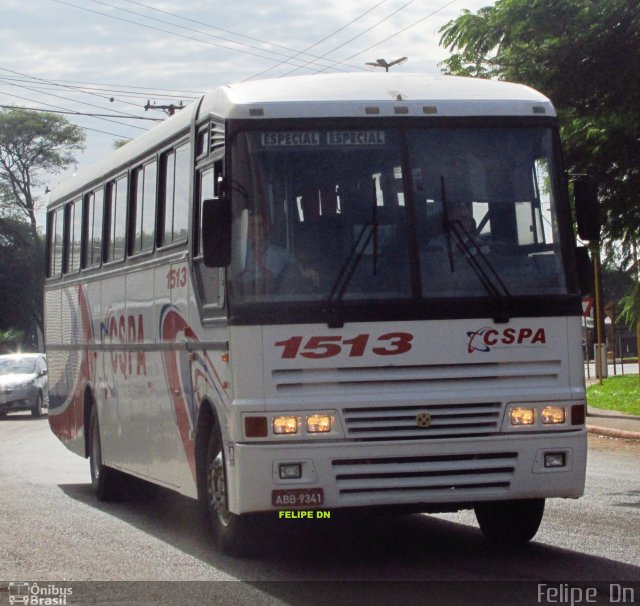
[83,188,104,268]
[159,142,190,247]
[47,208,64,278]
[130,160,157,255]
[105,175,128,262]
[65,197,82,273]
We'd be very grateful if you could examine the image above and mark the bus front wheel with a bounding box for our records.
[474,498,545,546]
[205,427,256,556]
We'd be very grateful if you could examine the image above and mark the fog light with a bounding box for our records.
[279,463,302,479]
[273,416,298,434]
[542,406,566,424]
[544,452,566,468]
[245,416,268,438]
[307,414,332,433]
[510,407,535,425]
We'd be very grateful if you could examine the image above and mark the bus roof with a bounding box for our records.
[48,73,554,205]
[206,72,554,119]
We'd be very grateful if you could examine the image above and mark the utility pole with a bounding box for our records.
[144,100,184,116]
[365,57,408,72]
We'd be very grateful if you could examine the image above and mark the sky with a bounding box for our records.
[1,0,490,212]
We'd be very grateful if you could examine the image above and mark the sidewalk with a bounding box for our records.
[585,377,640,441]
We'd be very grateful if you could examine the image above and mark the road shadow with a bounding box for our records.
[59,481,640,595]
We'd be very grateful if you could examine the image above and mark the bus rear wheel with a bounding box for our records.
[89,405,123,501]
[474,498,545,546]
[205,426,256,557]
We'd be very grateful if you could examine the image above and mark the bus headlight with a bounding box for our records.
[273,416,299,434]
[542,406,566,424]
[510,407,535,425]
[307,414,332,433]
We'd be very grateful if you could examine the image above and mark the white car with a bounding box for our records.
[0,353,48,418]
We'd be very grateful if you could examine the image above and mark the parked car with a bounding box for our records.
[0,353,48,418]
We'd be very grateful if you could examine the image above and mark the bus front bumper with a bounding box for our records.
[225,431,587,515]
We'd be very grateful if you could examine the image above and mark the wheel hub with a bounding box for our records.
[208,451,231,526]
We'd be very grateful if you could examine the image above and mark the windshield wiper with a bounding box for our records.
[326,176,379,328]
[441,176,455,273]
[440,176,512,321]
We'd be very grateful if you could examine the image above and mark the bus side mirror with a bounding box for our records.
[202,198,232,267]
[575,246,594,296]
[573,177,601,242]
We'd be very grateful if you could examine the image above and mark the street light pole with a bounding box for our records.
[365,57,408,72]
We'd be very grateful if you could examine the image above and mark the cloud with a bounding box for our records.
[2,0,490,181]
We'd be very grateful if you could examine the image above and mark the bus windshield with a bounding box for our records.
[228,126,569,307]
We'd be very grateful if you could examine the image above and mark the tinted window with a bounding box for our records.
[106,175,128,262]
[84,189,104,267]
[160,143,190,246]
[131,161,157,254]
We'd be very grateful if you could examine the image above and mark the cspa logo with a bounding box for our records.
[467,326,546,353]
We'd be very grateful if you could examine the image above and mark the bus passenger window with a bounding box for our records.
[160,143,190,247]
[106,176,127,262]
[84,189,104,267]
[131,161,157,254]
[66,198,82,273]
[48,208,64,277]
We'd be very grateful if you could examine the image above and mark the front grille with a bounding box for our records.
[271,360,562,396]
[332,452,517,498]
[342,402,502,441]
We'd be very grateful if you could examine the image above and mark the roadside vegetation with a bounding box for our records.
[587,375,640,416]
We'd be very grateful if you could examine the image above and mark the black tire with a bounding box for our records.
[204,425,258,556]
[89,405,123,501]
[475,499,545,546]
[31,392,44,418]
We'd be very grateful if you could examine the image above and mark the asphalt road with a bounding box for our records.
[0,414,638,605]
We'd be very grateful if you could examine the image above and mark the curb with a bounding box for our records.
[587,425,640,441]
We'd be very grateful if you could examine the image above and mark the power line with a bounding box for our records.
[53,0,350,74]
[316,0,460,73]
[0,77,195,104]
[0,92,135,139]
[283,0,419,77]
[0,73,202,96]
[117,0,365,73]
[0,105,162,121]
[0,81,148,132]
[0,67,151,126]
[245,0,389,80]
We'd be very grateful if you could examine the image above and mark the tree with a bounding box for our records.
[439,0,640,252]
[0,109,85,337]
[0,217,44,338]
[0,108,85,246]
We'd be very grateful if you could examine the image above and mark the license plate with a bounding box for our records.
[272,488,324,508]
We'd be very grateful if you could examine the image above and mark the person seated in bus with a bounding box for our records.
[239,213,320,296]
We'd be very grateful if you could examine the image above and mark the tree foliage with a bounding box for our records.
[0,108,85,244]
[0,109,85,336]
[439,0,640,258]
[0,217,44,334]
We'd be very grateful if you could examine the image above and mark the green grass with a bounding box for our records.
[586,375,640,416]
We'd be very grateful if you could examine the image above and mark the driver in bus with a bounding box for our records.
[240,213,320,295]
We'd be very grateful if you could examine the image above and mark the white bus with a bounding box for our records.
[45,72,598,555]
